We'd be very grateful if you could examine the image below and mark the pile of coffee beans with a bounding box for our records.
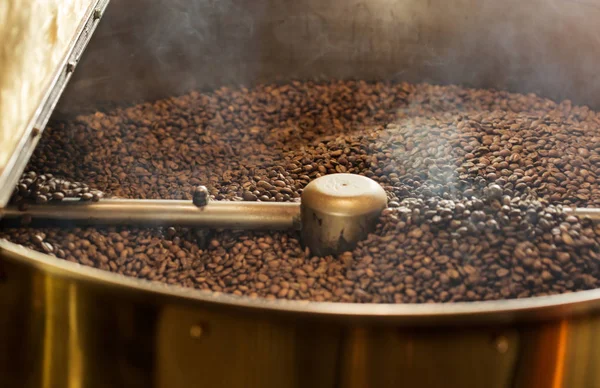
[1,80,600,303]
[347,195,600,303]
[14,171,103,204]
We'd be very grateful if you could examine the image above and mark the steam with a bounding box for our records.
[56,0,600,115]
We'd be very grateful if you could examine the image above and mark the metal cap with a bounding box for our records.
[300,173,388,256]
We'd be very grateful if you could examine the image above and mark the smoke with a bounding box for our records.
[56,0,600,115]
[49,0,600,207]
[416,0,600,104]
[57,0,262,114]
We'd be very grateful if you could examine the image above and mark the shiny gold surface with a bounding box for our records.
[3,0,600,386]
[4,247,600,387]
[6,238,600,324]
[301,174,388,255]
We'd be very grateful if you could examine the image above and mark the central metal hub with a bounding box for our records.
[300,174,388,256]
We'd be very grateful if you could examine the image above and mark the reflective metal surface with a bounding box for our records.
[4,242,600,387]
[4,195,599,233]
[565,208,600,221]
[0,0,109,208]
[3,0,600,386]
[55,0,600,115]
[2,198,301,230]
[301,174,388,256]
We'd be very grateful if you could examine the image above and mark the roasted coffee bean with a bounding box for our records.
[12,171,104,204]
[486,184,503,200]
[242,191,257,201]
[2,81,600,303]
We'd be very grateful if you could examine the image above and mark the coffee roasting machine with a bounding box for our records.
[3,0,600,387]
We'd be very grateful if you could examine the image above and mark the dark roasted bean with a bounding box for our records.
[2,81,600,304]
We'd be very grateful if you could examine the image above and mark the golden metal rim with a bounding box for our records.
[2,238,600,325]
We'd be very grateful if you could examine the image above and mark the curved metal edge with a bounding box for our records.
[2,238,600,326]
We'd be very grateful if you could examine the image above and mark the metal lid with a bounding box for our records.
[0,0,107,208]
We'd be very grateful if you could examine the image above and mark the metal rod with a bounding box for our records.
[1,198,600,233]
[564,208,600,221]
[0,199,302,230]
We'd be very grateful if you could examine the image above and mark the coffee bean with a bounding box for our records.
[81,193,93,201]
[3,81,600,303]
[496,268,510,278]
[487,184,503,200]
[562,232,575,245]
[242,191,258,201]
[52,192,65,201]
[41,242,54,254]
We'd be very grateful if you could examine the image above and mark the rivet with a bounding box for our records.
[31,127,41,137]
[66,62,76,73]
[93,9,102,20]
[190,324,204,339]
[494,335,509,354]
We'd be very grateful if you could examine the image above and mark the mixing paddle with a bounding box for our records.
[2,173,600,255]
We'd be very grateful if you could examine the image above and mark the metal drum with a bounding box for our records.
[2,0,600,387]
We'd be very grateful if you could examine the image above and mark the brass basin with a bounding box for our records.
[3,0,600,386]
